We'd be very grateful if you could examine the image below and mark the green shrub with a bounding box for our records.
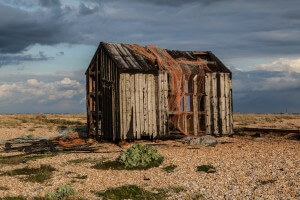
[45,184,75,200]
[196,165,216,173]
[0,196,27,200]
[94,185,166,200]
[0,154,56,165]
[162,164,177,173]
[119,144,164,169]
[0,186,9,190]
[92,144,163,170]
[259,179,276,185]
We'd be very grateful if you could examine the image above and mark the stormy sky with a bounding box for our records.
[0,0,299,113]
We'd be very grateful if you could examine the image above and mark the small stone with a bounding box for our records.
[184,135,218,147]
[34,186,43,192]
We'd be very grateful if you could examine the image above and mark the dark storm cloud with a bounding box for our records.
[56,51,64,56]
[232,68,300,113]
[39,0,61,7]
[1,0,300,57]
[109,0,226,6]
[0,0,300,113]
[79,3,100,15]
[0,2,69,53]
[0,51,53,67]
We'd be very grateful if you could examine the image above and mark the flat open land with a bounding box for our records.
[0,114,299,199]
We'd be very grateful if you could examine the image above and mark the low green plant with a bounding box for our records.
[68,157,106,164]
[2,165,56,183]
[45,184,75,200]
[23,134,34,139]
[92,160,124,170]
[190,193,205,200]
[162,164,177,173]
[0,154,56,165]
[0,196,27,200]
[156,186,186,194]
[0,186,9,190]
[259,179,276,185]
[74,175,87,180]
[119,144,164,169]
[20,118,29,123]
[196,165,216,173]
[93,185,166,200]
[92,144,163,170]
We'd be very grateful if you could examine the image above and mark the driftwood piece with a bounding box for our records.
[1,137,97,154]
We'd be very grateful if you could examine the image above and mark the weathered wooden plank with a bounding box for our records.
[182,76,188,134]
[193,75,198,135]
[154,74,159,138]
[151,75,157,138]
[160,72,165,135]
[119,74,123,139]
[211,73,219,135]
[112,81,116,141]
[135,74,141,139]
[163,72,168,135]
[205,73,211,135]
[139,74,144,135]
[131,74,136,139]
[95,54,99,138]
[229,76,233,134]
[224,73,230,134]
[157,73,162,135]
[146,75,152,136]
[219,73,226,134]
[86,70,90,135]
[161,71,168,135]
[125,74,131,138]
[143,74,149,135]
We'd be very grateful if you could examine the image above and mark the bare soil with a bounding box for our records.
[0,114,299,199]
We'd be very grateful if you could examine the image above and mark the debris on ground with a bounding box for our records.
[184,135,218,147]
[284,133,300,141]
[1,131,97,154]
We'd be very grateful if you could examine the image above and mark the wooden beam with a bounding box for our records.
[95,54,99,139]
[183,77,188,134]
[219,73,226,134]
[212,73,219,135]
[205,73,211,135]
[193,75,199,136]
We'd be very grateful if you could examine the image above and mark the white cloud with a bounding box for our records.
[233,57,300,93]
[232,57,300,112]
[256,57,300,73]
[0,78,84,105]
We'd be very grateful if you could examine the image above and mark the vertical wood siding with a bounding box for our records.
[205,72,232,135]
[86,48,118,140]
[119,72,168,139]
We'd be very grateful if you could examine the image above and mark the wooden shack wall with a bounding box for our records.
[119,72,168,140]
[86,48,118,140]
[205,72,233,135]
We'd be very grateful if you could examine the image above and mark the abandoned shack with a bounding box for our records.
[85,42,233,141]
